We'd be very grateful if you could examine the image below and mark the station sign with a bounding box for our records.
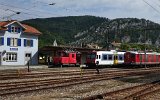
[10,48,18,51]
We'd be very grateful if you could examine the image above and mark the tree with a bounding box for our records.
[120,43,131,50]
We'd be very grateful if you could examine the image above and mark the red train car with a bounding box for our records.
[86,51,97,67]
[124,51,160,66]
[53,51,81,66]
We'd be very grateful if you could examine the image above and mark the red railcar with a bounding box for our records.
[53,51,81,66]
[86,51,97,67]
[124,51,160,66]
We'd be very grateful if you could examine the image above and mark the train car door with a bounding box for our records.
[114,53,118,65]
[69,53,76,64]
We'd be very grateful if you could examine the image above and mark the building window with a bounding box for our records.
[26,40,31,46]
[7,38,21,46]
[24,39,33,47]
[11,38,18,46]
[6,53,17,62]
[11,26,21,33]
[0,37,4,45]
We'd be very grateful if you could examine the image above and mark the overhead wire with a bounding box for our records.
[0,3,49,17]
[0,0,92,20]
[156,0,160,8]
[0,0,89,16]
[0,1,64,19]
[0,8,18,20]
[0,7,35,20]
[142,0,160,15]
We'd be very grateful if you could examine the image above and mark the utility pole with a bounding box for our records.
[27,60,30,72]
[106,26,110,50]
[144,21,147,68]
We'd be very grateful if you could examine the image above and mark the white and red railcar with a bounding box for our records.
[124,51,160,66]
[86,50,125,67]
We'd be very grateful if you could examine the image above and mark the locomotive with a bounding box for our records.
[124,51,160,66]
[86,50,125,67]
[53,50,81,67]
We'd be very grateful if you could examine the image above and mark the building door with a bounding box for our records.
[25,53,31,65]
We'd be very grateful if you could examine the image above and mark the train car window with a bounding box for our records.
[96,55,98,59]
[118,55,123,60]
[99,55,101,59]
[152,55,154,62]
[140,54,142,62]
[156,55,159,62]
[102,54,107,60]
[64,53,69,57]
[72,54,74,58]
[87,55,90,59]
[108,55,112,60]
[90,55,95,59]
[131,53,135,58]
[87,54,96,59]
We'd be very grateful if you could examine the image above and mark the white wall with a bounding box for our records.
[0,23,39,65]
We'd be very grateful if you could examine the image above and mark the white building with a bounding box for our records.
[0,20,41,65]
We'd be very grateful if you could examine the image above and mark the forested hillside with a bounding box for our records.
[22,16,160,49]
[22,16,106,47]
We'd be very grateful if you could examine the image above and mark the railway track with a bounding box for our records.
[0,70,97,80]
[1,67,160,80]
[83,79,160,100]
[0,67,159,82]
[0,69,160,97]
[0,69,135,80]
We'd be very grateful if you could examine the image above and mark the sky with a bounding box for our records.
[0,0,160,23]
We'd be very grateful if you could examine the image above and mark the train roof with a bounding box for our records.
[97,50,117,53]
[96,50,125,54]
[117,52,125,54]
[126,51,160,55]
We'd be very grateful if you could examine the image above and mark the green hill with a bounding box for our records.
[22,16,106,47]
[22,16,160,50]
